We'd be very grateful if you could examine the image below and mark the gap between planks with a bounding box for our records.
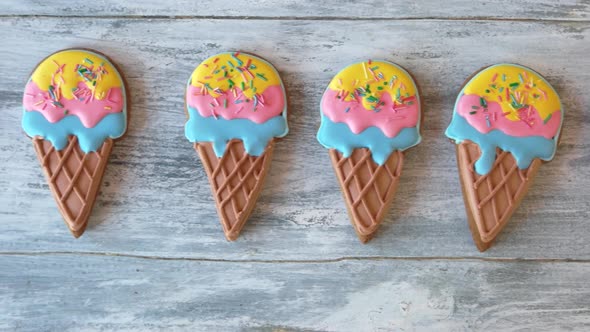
[0,15,589,23]
[1,251,589,264]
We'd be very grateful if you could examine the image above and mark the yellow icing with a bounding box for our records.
[190,53,281,99]
[31,49,122,101]
[464,64,560,121]
[328,60,417,111]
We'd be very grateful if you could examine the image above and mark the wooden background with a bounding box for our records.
[1,1,589,330]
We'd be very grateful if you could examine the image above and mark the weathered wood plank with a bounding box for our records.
[0,18,589,260]
[0,0,589,20]
[1,254,589,331]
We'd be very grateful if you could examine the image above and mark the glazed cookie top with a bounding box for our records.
[22,49,127,152]
[317,60,422,164]
[446,64,563,175]
[185,52,288,157]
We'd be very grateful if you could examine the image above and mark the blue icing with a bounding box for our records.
[445,113,556,175]
[445,64,563,176]
[317,114,421,165]
[21,50,128,153]
[22,111,126,153]
[185,107,288,157]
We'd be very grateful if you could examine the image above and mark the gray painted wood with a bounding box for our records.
[1,18,588,260]
[0,3,589,330]
[1,0,589,20]
[1,254,590,331]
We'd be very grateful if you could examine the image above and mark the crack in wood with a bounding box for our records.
[0,15,588,22]
[1,251,589,263]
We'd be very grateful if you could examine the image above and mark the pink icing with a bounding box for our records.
[321,89,420,138]
[186,84,285,124]
[457,94,561,139]
[23,81,124,128]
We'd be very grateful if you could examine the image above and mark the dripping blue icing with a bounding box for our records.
[445,112,557,175]
[22,111,126,153]
[445,64,563,176]
[317,114,421,165]
[21,50,127,153]
[185,106,288,157]
[445,64,563,175]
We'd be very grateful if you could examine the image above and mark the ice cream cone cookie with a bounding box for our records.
[22,49,128,237]
[184,52,288,241]
[446,64,563,251]
[317,60,422,243]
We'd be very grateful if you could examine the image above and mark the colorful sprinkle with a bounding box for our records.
[544,113,553,124]
[480,97,487,107]
[366,95,379,103]
[232,53,243,66]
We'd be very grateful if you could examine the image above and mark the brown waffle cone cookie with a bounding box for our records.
[195,139,275,241]
[318,60,422,242]
[329,148,404,243]
[447,64,563,251]
[185,52,289,240]
[33,136,113,238]
[22,49,128,237]
[456,141,542,251]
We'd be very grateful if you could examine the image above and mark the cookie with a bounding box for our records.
[317,60,422,243]
[446,64,563,251]
[22,49,128,237]
[184,52,288,241]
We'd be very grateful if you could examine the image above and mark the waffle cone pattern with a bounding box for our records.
[195,139,274,241]
[329,148,404,243]
[456,141,541,251]
[33,136,113,238]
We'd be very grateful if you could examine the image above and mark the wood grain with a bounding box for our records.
[1,18,588,260]
[1,254,590,331]
[1,0,589,20]
[1,5,589,330]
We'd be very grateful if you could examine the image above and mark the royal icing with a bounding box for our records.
[446,64,563,175]
[185,52,288,156]
[22,49,127,152]
[317,60,421,164]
